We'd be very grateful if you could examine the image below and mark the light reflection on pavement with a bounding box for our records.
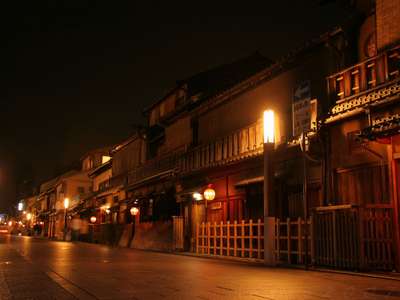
[1,235,400,299]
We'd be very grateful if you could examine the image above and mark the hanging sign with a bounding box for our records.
[292,80,312,137]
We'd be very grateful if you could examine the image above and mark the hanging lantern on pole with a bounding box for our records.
[203,185,216,201]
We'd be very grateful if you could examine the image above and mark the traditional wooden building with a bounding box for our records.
[322,0,400,270]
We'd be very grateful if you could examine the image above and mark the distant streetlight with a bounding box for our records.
[263,109,276,266]
[130,207,139,216]
[90,216,97,223]
[63,198,69,241]
[64,198,70,209]
[192,192,203,201]
[26,213,32,221]
[18,202,23,211]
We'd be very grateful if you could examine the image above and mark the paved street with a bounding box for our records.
[0,235,400,299]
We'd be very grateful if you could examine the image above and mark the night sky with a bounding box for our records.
[0,1,351,212]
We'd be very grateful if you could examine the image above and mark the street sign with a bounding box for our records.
[292,81,316,137]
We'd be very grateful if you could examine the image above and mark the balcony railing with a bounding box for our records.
[327,45,400,105]
[125,121,264,188]
[180,120,263,173]
[127,147,186,187]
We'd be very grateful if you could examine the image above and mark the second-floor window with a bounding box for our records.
[98,180,110,192]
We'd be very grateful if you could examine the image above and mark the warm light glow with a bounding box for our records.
[23,211,26,215]
[102,155,111,164]
[8,221,12,227]
[90,216,97,223]
[130,207,139,216]
[203,188,216,201]
[263,110,275,144]
[64,198,70,209]
[105,209,111,214]
[18,202,23,211]
[26,213,32,221]
[39,221,44,225]
[192,192,203,201]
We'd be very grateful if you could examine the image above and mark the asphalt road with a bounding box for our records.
[0,235,400,300]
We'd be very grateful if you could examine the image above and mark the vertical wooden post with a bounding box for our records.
[220,221,223,256]
[276,218,280,263]
[249,219,253,258]
[298,217,302,264]
[310,216,315,265]
[234,221,237,257]
[207,222,211,255]
[287,218,291,264]
[257,219,261,259]
[227,221,230,256]
[201,223,205,254]
[241,220,245,257]
[359,207,365,270]
[196,223,199,254]
[333,211,337,268]
[214,222,217,255]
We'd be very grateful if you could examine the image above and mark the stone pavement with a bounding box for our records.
[1,234,400,299]
[0,240,76,299]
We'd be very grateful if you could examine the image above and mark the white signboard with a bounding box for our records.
[292,81,311,137]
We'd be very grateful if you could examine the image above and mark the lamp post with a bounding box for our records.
[130,207,139,245]
[263,110,276,265]
[63,198,69,241]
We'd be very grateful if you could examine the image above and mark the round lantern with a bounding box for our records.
[90,216,97,223]
[130,207,139,216]
[203,186,216,201]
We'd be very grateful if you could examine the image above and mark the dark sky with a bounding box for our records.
[0,1,351,212]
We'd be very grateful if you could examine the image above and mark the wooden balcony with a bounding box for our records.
[126,121,263,188]
[180,120,263,173]
[127,147,185,187]
[327,45,400,121]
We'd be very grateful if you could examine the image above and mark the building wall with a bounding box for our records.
[112,138,145,177]
[329,118,391,206]
[197,47,336,145]
[93,168,112,192]
[376,0,400,50]
[162,116,191,152]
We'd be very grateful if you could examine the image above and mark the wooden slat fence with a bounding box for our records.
[172,216,184,251]
[313,206,360,269]
[275,217,312,265]
[196,220,264,260]
[313,205,394,271]
[194,206,395,271]
[361,207,394,270]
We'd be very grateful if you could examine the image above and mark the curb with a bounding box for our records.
[173,251,400,281]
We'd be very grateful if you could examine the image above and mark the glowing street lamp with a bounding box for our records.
[26,213,32,221]
[90,216,97,223]
[263,109,276,266]
[263,110,275,144]
[64,198,70,209]
[130,207,139,216]
[18,202,23,211]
